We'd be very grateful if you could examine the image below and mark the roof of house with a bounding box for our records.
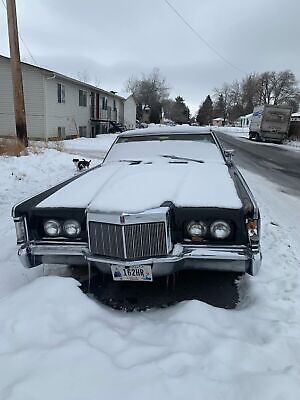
[239,113,253,119]
[0,54,127,101]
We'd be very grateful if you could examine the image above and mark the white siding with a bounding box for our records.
[124,95,136,129]
[0,57,45,138]
[115,97,123,123]
[44,78,91,139]
[0,55,128,139]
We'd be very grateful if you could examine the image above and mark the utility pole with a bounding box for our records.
[6,0,28,147]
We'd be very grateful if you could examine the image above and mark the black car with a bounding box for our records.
[13,127,261,307]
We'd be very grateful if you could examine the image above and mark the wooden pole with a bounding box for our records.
[6,0,28,147]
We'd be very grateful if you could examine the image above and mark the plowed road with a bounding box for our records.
[215,131,300,198]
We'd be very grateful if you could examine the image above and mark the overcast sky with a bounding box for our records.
[0,0,299,114]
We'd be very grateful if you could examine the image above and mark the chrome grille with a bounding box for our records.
[89,221,167,260]
[89,222,125,259]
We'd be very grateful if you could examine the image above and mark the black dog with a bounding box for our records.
[72,158,91,171]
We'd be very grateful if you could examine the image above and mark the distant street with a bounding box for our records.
[215,131,300,198]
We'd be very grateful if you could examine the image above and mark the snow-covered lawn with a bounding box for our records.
[63,134,118,158]
[214,126,249,139]
[0,139,300,400]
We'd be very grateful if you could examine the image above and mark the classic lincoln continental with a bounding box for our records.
[13,126,261,304]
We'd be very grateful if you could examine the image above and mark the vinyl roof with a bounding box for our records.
[119,125,212,137]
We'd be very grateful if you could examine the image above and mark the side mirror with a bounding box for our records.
[224,149,235,159]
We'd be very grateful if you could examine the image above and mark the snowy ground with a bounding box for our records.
[213,126,300,152]
[0,137,300,399]
[63,133,118,158]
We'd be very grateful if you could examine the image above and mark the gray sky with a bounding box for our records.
[1,0,299,114]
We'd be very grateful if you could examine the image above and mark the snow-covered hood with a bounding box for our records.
[37,160,242,212]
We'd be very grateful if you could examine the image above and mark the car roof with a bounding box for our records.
[119,125,212,137]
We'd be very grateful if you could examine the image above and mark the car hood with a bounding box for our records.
[37,161,242,212]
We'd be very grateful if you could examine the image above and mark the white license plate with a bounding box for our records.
[111,264,153,282]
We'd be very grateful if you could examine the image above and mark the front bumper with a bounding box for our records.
[18,242,261,276]
[261,132,286,141]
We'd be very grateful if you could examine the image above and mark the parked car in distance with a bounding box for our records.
[12,126,262,308]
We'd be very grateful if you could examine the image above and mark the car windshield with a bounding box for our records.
[104,133,224,164]
[117,133,214,143]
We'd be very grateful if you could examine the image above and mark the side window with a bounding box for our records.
[57,83,65,103]
[79,126,87,137]
[90,92,95,118]
[102,96,108,110]
[57,127,66,138]
[79,89,87,107]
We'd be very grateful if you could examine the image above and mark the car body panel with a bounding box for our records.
[13,127,262,277]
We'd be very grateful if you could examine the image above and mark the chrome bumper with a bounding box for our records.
[18,242,261,276]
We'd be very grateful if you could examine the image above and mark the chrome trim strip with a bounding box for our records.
[30,243,88,256]
[84,244,253,266]
[34,240,87,245]
[233,168,259,220]
[87,207,170,225]
[121,225,127,258]
[17,242,261,275]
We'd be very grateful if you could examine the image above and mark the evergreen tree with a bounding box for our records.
[213,94,226,120]
[171,96,190,124]
[196,95,213,125]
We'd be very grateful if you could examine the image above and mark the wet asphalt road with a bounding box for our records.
[215,131,300,198]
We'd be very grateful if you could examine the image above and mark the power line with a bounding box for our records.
[163,0,245,74]
[1,0,38,65]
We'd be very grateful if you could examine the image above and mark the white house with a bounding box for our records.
[291,112,300,122]
[239,113,252,128]
[0,55,136,140]
[212,117,224,127]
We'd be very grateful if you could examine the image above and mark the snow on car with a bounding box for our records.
[12,126,261,308]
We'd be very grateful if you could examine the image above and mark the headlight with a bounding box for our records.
[186,221,207,237]
[63,220,81,237]
[210,220,231,239]
[44,219,61,237]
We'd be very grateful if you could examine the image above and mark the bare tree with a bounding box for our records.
[162,98,176,120]
[272,70,299,106]
[126,68,170,123]
[241,73,260,114]
[256,71,276,104]
[93,75,102,88]
[213,70,299,122]
[77,70,90,83]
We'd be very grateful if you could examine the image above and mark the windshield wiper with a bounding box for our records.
[161,154,204,164]
[118,159,142,165]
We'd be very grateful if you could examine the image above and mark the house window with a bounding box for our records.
[96,93,100,119]
[57,83,65,103]
[102,96,108,110]
[57,127,66,138]
[113,99,117,111]
[91,92,95,118]
[79,89,87,107]
[79,126,87,137]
